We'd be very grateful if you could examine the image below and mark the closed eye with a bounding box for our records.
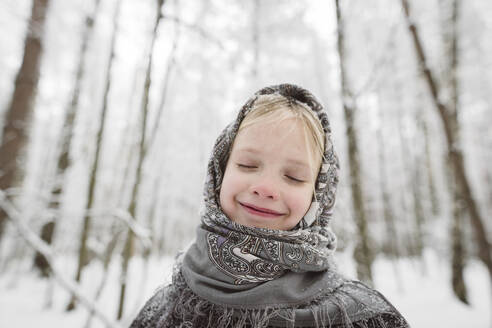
[285,175,305,183]
[237,163,257,169]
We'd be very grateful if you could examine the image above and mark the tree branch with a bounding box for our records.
[0,191,122,328]
[162,14,224,49]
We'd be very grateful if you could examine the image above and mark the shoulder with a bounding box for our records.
[129,285,172,328]
[321,279,409,328]
[268,279,409,328]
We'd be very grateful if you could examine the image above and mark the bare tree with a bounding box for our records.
[401,0,492,287]
[449,159,469,304]
[378,29,418,259]
[84,228,122,328]
[251,0,260,80]
[411,138,426,257]
[128,0,182,257]
[438,0,469,304]
[117,0,166,319]
[33,0,102,278]
[148,0,182,152]
[376,102,399,258]
[334,0,374,284]
[418,107,440,217]
[396,112,425,257]
[0,0,50,244]
[67,0,123,311]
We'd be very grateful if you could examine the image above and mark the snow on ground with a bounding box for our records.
[0,250,490,328]
[336,249,491,328]
[374,253,490,328]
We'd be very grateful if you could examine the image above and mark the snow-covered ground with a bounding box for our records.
[0,250,490,328]
[345,251,490,328]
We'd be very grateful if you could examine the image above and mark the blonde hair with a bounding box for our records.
[238,94,325,182]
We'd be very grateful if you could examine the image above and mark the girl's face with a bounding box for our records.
[219,118,319,230]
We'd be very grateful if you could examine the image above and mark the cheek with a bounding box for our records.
[219,176,231,208]
[219,167,240,207]
[286,187,314,217]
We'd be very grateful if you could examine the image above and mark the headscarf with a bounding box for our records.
[181,84,343,306]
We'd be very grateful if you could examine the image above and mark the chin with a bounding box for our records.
[246,220,291,231]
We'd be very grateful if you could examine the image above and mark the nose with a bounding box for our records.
[250,175,279,200]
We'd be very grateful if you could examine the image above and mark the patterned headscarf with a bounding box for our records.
[182,84,341,290]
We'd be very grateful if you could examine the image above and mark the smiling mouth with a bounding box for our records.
[239,202,284,218]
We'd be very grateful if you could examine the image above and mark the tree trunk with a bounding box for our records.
[251,0,260,80]
[67,0,122,311]
[117,0,165,319]
[148,0,181,153]
[439,0,469,304]
[396,111,425,257]
[33,220,54,277]
[401,0,492,285]
[334,0,373,284]
[420,109,439,217]
[411,159,425,257]
[34,0,102,278]
[449,159,469,304]
[84,228,121,328]
[376,103,399,258]
[0,0,50,244]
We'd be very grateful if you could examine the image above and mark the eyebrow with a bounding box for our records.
[237,147,310,169]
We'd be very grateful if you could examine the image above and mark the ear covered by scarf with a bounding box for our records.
[181,84,342,309]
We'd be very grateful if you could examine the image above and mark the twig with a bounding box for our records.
[162,13,224,50]
[87,208,152,250]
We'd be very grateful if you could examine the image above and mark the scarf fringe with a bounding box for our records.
[126,257,409,328]
[143,266,406,328]
[158,270,292,328]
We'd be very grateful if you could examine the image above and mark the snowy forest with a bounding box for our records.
[0,0,491,327]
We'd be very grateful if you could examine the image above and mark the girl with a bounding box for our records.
[131,84,409,328]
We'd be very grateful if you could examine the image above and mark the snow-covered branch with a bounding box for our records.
[88,207,152,250]
[0,191,123,328]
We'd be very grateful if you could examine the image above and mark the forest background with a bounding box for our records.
[0,0,491,327]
